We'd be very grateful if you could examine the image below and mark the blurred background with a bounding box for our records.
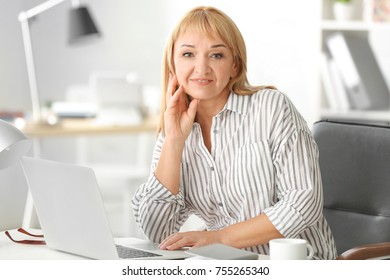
[1,0,322,124]
[1,0,389,238]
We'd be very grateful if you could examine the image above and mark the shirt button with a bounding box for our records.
[218,202,223,207]
[210,166,215,171]
[213,129,219,134]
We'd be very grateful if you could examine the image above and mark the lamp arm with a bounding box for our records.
[18,0,73,20]
[17,0,80,122]
[19,19,41,122]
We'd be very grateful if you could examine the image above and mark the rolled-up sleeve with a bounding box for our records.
[131,134,189,242]
[263,98,323,238]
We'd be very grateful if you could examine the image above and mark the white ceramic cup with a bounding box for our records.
[269,238,314,260]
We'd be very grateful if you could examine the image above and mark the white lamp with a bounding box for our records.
[0,119,31,232]
[0,119,31,170]
[18,0,101,122]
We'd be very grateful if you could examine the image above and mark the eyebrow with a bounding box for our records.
[180,44,227,48]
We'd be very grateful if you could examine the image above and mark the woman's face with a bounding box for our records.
[173,30,237,103]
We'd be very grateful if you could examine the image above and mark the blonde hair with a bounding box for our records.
[158,6,275,133]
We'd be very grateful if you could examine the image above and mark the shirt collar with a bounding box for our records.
[222,91,252,116]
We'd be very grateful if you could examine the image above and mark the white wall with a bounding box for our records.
[1,0,321,126]
[160,0,322,125]
[0,0,27,111]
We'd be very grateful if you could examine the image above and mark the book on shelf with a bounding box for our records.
[320,53,350,111]
[325,32,390,110]
[372,0,390,22]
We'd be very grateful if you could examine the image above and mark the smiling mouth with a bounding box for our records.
[191,79,213,84]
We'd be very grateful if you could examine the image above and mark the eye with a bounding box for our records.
[182,52,193,57]
[210,53,224,59]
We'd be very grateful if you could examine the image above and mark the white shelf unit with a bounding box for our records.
[319,0,390,124]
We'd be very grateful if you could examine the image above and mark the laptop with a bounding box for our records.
[20,156,189,260]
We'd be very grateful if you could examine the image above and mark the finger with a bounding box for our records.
[164,235,192,250]
[159,233,181,249]
[166,75,178,105]
[166,85,185,109]
[159,232,179,246]
[166,238,192,250]
[160,232,193,250]
[186,99,200,121]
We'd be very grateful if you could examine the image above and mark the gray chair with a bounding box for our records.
[312,120,390,260]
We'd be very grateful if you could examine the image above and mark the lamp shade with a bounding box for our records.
[68,6,100,44]
[0,120,31,170]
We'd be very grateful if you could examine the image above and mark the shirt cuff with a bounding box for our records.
[263,204,306,238]
[145,173,185,206]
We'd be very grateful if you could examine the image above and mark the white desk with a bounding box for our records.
[0,229,157,260]
[0,229,268,260]
[0,229,86,260]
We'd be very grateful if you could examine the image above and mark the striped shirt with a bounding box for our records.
[132,89,337,259]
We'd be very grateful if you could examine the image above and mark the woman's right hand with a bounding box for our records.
[155,75,199,194]
[164,75,199,143]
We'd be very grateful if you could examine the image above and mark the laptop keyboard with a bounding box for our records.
[116,245,162,259]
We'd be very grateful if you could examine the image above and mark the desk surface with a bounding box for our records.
[0,229,268,260]
[0,229,86,259]
[21,116,158,137]
[0,229,159,260]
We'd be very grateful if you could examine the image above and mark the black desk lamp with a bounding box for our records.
[18,0,101,122]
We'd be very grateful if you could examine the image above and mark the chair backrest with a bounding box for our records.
[312,120,390,254]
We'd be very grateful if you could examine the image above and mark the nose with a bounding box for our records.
[194,56,211,75]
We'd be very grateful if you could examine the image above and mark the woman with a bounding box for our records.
[132,6,337,259]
